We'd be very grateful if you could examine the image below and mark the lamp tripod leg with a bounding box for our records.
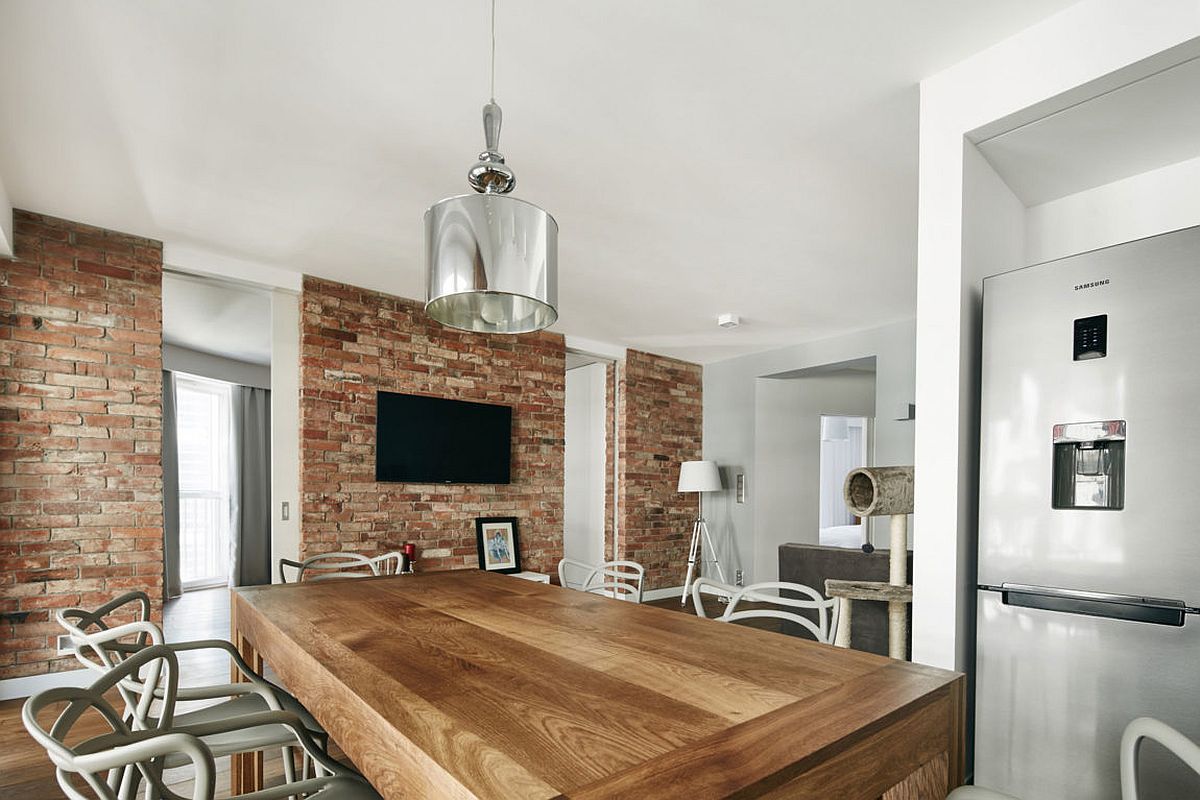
[681,519,702,605]
[698,519,726,584]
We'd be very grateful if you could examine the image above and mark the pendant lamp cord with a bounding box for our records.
[489,0,497,102]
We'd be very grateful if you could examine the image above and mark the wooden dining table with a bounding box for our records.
[230,570,964,799]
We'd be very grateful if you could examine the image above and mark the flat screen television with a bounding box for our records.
[375,391,512,484]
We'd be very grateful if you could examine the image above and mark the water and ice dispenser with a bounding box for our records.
[1051,420,1126,510]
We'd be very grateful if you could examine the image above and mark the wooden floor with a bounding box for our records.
[1,583,796,798]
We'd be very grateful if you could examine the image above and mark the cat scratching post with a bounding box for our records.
[825,466,914,659]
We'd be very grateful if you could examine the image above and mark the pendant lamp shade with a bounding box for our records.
[678,460,722,493]
[423,0,558,336]
[425,192,558,334]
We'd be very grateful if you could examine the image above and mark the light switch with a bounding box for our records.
[736,473,746,504]
[281,501,290,521]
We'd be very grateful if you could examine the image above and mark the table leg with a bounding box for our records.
[230,597,264,794]
[833,597,852,648]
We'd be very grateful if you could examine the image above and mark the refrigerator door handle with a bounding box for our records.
[979,583,1200,626]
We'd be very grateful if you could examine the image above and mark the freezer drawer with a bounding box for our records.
[975,590,1200,800]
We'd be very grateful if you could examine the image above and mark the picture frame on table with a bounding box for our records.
[475,517,521,574]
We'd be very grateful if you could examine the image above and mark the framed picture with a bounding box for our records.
[475,517,521,574]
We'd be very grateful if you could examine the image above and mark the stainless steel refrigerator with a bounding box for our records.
[975,225,1200,799]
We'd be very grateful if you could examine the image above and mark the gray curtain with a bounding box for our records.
[162,371,182,599]
[231,385,272,586]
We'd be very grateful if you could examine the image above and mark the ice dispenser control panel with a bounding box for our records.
[1073,314,1107,361]
[1052,420,1125,510]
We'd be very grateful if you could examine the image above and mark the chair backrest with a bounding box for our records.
[694,579,839,644]
[1121,717,1200,800]
[558,558,645,602]
[691,577,739,616]
[22,644,202,800]
[279,551,379,583]
[369,551,405,576]
[56,593,167,725]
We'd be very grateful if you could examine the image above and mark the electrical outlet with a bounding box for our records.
[56,634,74,655]
[281,501,290,521]
[735,569,744,587]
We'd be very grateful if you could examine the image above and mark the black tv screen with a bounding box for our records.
[375,391,512,484]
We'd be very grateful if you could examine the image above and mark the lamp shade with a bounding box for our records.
[678,460,722,493]
[424,193,558,334]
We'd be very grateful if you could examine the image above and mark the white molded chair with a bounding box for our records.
[369,551,405,576]
[949,716,1200,800]
[57,592,328,790]
[691,578,839,644]
[279,551,399,582]
[1122,717,1200,800]
[690,577,739,608]
[557,558,645,603]
[22,644,379,800]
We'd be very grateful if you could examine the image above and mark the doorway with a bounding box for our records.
[162,270,274,602]
[563,353,610,585]
[818,414,870,549]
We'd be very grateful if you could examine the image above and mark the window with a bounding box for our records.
[175,375,233,589]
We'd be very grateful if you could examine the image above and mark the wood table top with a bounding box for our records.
[231,570,962,799]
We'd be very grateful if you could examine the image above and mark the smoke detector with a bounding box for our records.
[717,313,741,329]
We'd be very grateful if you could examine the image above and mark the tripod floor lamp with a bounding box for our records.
[679,460,726,604]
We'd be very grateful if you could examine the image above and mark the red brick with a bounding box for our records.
[76,260,134,281]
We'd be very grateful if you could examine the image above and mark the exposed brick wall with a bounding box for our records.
[0,210,163,680]
[299,277,565,574]
[617,349,703,590]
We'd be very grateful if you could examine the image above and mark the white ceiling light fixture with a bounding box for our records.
[717,313,741,329]
[424,0,558,335]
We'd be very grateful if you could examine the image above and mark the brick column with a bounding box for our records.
[1,210,163,680]
[617,349,703,590]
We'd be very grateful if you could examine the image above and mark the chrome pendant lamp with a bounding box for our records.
[424,0,558,334]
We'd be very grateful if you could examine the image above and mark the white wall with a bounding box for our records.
[1025,154,1200,266]
[704,319,915,586]
[563,362,607,573]
[914,0,1200,671]
[753,370,875,583]
[269,290,301,579]
[163,343,270,389]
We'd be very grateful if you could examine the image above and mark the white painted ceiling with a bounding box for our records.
[162,273,273,365]
[977,55,1200,206]
[0,0,1077,363]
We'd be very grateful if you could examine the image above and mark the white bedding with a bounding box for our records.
[819,524,866,549]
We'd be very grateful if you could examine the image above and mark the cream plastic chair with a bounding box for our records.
[557,558,645,602]
[691,577,840,644]
[949,716,1200,800]
[279,551,379,582]
[57,592,328,788]
[22,644,379,800]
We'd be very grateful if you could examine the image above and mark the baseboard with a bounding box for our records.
[0,667,93,701]
[642,585,685,602]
